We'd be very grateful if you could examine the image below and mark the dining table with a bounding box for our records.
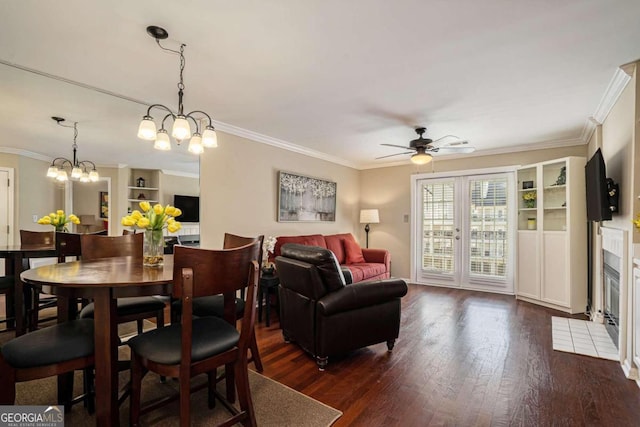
[0,243,57,336]
[21,255,174,427]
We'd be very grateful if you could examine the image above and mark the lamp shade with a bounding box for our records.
[137,116,157,140]
[202,126,218,147]
[79,215,96,226]
[359,209,380,224]
[171,115,191,141]
[411,152,432,165]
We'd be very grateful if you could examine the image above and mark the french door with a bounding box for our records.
[412,170,516,293]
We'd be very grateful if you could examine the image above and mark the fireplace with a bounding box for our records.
[603,249,620,348]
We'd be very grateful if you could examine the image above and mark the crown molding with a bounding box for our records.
[211,121,359,169]
[592,66,633,125]
[0,147,53,162]
[160,169,199,179]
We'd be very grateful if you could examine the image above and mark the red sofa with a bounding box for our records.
[272,233,390,283]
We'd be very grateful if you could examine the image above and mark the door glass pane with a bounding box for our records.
[421,181,455,274]
[469,177,508,278]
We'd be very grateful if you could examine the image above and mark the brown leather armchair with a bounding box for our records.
[275,243,408,370]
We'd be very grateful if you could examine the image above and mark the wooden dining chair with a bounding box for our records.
[78,233,166,333]
[0,276,15,331]
[170,233,264,372]
[128,241,260,427]
[0,317,95,412]
[19,230,57,331]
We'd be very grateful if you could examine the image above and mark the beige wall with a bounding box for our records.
[159,172,199,209]
[599,71,636,233]
[72,180,108,232]
[360,145,588,278]
[16,156,63,240]
[199,132,359,249]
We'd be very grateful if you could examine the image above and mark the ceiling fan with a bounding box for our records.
[377,127,475,165]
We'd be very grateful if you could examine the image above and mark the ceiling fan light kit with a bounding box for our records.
[378,126,475,164]
[47,117,99,183]
[137,25,218,154]
[411,150,432,165]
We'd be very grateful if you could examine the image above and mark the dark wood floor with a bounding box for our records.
[255,284,640,426]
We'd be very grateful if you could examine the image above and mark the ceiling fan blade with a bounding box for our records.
[375,151,413,159]
[431,138,469,148]
[381,143,413,150]
[429,146,476,155]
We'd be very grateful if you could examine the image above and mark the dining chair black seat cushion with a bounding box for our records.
[79,296,166,319]
[0,275,13,290]
[171,295,245,318]
[1,319,94,369]
[127,317,239,365]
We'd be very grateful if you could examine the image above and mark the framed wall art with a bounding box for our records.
[278,171,336,222]
[99,191,109,219]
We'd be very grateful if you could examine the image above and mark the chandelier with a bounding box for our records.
[46,117,99,183]
[137,25,218,154]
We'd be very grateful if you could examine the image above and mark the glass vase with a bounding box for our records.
[143,229,164,267]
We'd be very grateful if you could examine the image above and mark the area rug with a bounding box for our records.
[3,321,342,426]
[14,369,342,426]
[551,316,618,361]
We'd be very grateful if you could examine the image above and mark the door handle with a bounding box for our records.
[455,236,460,240]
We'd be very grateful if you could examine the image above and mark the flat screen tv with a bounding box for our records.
[173,195,199,223]
[585,149,612,222]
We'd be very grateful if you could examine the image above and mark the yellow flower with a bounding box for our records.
[121,216,136,227]
[122,204,182,234]
[37,210,78,231]
[167,221,182,233]
[139,201,151,212]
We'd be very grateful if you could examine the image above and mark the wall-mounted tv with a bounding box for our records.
[173,194,199,223]
[585,149,618,222]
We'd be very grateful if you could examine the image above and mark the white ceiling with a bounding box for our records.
[1,0,639,174]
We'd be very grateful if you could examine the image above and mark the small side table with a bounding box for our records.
[258,273,280,327]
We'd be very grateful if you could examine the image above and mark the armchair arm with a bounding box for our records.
[361,248,390,269]
[318,279,407,316]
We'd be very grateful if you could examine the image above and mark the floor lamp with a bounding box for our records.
[359,209,379,248]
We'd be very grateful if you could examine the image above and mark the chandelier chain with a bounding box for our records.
[178,44,185,91]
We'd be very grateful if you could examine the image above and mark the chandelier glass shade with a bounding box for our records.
[47,117,99,183]
[411,148,432,165]
[137,26,218,154]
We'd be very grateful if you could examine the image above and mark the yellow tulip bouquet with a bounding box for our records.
[37,210,80,232]
[121,201,183,233]
[121,201,182,266]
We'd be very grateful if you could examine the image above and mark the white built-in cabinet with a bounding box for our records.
[633,259,640,372]
[516,157,587,314]
[127,168,160,212]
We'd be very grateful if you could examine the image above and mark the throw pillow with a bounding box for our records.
[344,237,365,264]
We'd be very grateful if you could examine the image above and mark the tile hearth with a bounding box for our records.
[551,316,618,361]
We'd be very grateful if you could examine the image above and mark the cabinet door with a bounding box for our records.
[542,232,568,307]
[517,231,539,299]
[634,265,640,369]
